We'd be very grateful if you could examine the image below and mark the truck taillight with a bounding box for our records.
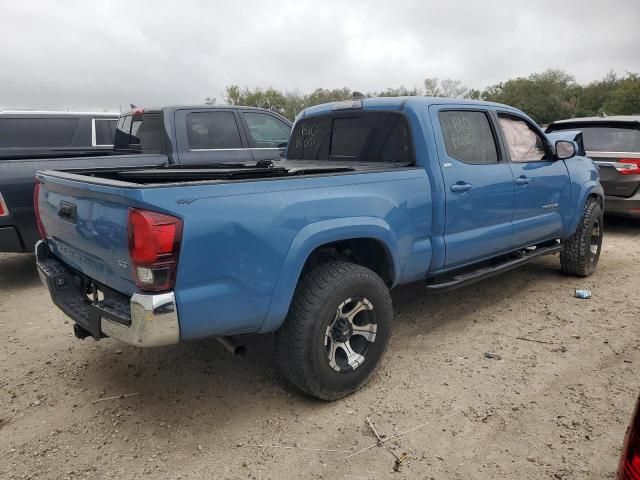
[0,191,8,217]
[615,159,640,175]
[33,182,47,238]
[618,399,640,479]
[127,208,183,292]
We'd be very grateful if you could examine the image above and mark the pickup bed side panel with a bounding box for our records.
[154,170,432,339]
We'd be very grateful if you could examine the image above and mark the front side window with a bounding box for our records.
[0,117,79,148]
[243,112,290,148]
[498,114,546,162]
[438,110,499,164]
[186,111,242,149]
[287,112,414,163]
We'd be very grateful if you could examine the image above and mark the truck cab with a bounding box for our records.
[114,106,292,164]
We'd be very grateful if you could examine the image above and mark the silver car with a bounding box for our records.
[547,116,640,218]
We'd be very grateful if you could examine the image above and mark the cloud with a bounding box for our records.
[0,0,638,111]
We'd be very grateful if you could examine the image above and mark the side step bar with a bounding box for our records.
[426,243,563,293]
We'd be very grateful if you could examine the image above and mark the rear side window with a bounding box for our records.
[438,111,498,164]
[287,112,414,163]
[554,125,640,153]
[186,111,242,149]
[93,119,117,146]
[0,117,79,148]
[243,112,290,148]
[114,113,162,153]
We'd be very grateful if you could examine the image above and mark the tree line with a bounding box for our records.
[206,70,640,125]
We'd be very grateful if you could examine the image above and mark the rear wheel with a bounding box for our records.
[276,261,392,400]
[560,198,603,277]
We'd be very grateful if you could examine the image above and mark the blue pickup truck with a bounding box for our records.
[35,97,603,400]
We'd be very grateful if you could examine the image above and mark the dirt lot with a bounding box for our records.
[1,218,639,480]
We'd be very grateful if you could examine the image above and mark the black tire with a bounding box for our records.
[560,198,603,277]
[276,261,393,401]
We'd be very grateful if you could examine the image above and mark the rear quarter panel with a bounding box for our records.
[142,169,432,339]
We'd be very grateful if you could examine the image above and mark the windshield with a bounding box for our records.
[287,111,414,163]
[551,124,640,153]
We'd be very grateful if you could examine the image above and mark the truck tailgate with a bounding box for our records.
[36,173,137,295]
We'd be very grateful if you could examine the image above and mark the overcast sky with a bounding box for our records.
[1,0,638,112]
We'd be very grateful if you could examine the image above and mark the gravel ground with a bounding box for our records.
[1,217,639,480]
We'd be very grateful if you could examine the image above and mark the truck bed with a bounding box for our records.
[35,162,431,338]
[38,160,412,186]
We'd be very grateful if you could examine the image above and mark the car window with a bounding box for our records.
[243,112,290,148]
[0,117,79,148]
[498,114,546,162]
[114,114,132,149]
[130,113,162,152]
[186,111,242,150]
[93,119,117,146]
[552,125,640,153]
[287,112,414,163]
[438,111,499,164]
[114,113,162,153]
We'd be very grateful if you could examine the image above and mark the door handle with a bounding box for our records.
[450,182,473,193]
[58,201,77,223]
[515,176,532,186]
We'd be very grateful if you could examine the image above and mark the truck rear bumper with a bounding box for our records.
[35,240,180,347]
[605,192,640,218]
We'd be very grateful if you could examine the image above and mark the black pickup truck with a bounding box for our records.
[0,106,291,252]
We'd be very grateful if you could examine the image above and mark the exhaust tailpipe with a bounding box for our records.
[216,336,246,356]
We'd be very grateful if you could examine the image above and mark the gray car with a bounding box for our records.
[547,116,640,218]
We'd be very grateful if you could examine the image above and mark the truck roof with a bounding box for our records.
[0,110,119,117]
[121,104,289,117]
[298,96,519,119]
[549,115,640,125]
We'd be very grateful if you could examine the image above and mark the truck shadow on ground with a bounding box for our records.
[0,253,40,291]
[3,218,635,435]
[69,253,570,439]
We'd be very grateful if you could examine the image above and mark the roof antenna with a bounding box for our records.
[130,104,137,109]
[352,91,366,100]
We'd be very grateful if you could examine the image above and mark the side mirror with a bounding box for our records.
[555,140,576,160]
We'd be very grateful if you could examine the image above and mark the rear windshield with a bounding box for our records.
[551,124,640,153]
[0,117,79,148]
[114,113,162,153]
[287,111,414,163]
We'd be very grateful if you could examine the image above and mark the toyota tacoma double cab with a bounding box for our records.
[34,97,603,400]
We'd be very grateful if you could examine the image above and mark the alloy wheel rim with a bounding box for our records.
[324,297,377,373]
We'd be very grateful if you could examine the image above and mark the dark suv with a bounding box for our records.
[547,116,640,217]
[0,110,119,155]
